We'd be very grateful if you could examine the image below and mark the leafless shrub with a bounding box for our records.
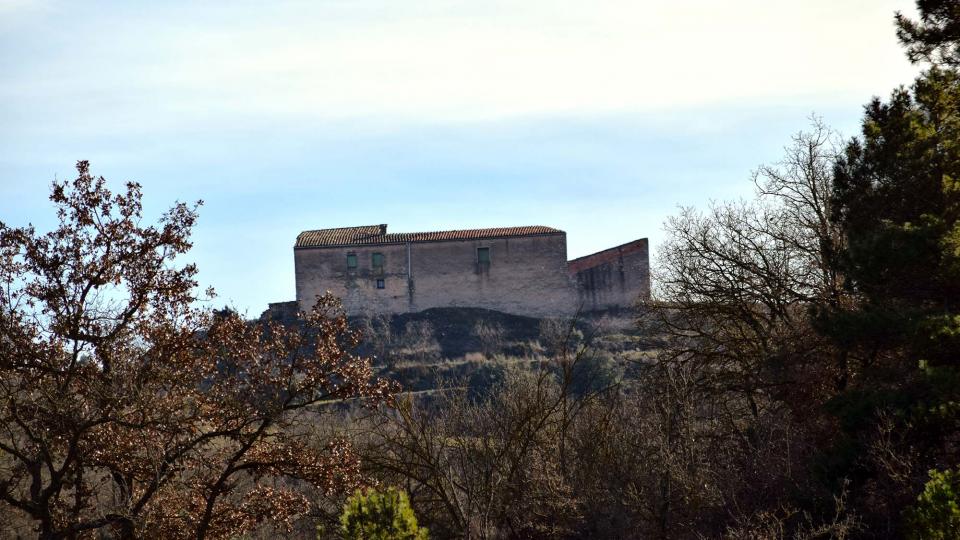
[398,320,440,358]
[358,313,394,365]
[538,318,583,359]
[720,486,860,540]
[472,320,505,357]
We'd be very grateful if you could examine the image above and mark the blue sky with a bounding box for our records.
[1,0,919,314]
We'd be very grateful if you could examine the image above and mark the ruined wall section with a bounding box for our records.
[568,238,650,311]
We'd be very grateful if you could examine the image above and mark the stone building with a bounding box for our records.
[293,224,649,318]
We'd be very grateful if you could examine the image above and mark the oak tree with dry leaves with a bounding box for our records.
[0,162,394,539]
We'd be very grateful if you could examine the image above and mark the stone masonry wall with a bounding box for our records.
[408,233,576,317]
[295,233,578,318]
[568,239,650,311]
[295,243,410,315]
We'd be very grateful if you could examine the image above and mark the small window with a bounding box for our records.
[477,247,490,264]
[346,253,357,269]
[376,278,385,289]
[372,252,384,269]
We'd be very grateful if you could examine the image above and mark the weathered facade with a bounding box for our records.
[569,239,650,312]
[293,224,649,317]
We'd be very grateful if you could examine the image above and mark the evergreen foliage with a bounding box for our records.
[896,0,960,67]
[905,468,960,539]
[824,4,960,527]
[339,487,428,540]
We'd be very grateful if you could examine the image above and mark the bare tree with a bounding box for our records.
[631,119,856,534]
[645,118,849,411]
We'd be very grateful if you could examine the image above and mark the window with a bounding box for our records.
[372,252,384,269]
[376,279,385,289]
[477,247,490,264]
[346,253,357,269]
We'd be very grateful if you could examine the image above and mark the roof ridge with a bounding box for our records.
[383,224,558,236]
[295,224,563,248]
[298,224,384,234]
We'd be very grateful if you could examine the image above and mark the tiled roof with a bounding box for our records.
[296,225,387,248]
[296,224,563,248]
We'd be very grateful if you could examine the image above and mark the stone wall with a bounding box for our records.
[295,242,410,315]
[568,239,650,311]
[295,233,578,318]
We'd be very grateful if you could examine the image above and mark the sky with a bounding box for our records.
[0,0,921,315]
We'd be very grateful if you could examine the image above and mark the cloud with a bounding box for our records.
[1,0,918,135]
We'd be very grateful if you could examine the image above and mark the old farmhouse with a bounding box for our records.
[291,224,649,318]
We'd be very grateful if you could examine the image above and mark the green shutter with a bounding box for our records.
[347,253,357,269]
[477,247,490,263]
